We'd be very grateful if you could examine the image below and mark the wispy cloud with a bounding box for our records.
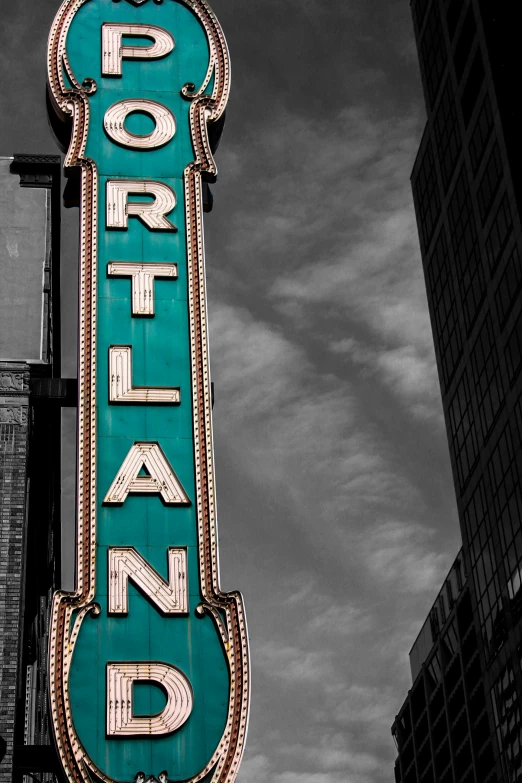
[330,338,442,421]
[360,520,450,594]
[206,90,458,780]
[256,642,335,686]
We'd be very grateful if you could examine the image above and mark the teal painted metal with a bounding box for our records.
[47,2,249,782]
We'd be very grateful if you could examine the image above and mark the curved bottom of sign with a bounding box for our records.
[51,591,248,783]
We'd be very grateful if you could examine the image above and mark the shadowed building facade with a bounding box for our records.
[392,554,497,782]
[0,155,72,781]
[392,1,522,782]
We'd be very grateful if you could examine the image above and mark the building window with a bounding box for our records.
[449,367,479,488]
[495,245,522,329]
[419,3,447,107]
[427,652,442,689]
[448,169,486,334]
[470,315,505,440]
[448,167,472,249]
[442,621,458,661]
[467,471,504,659]
[447,579,455,609]
[469,95,494,173]
[465,479,490,571]
[414,141,441,252]
[428,230,462,387]
[505,310,522,384]
[492,664,522,781]
[438,594,446,624]
[434,79,461,192]
[486,193,513,273]
[453,6,477,81]
[446,0,465,39]
[455,239,486,335]
[430,607,440,639]
[461,50,485,126]
[477,143,503,222]
[473,536,496,600]
[455,557,464,591]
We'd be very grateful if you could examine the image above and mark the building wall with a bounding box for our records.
[393,557,495,783]
[393,0,522,780]
[0,158,51,364]
[0,366,30,783]
[0,156,62,781]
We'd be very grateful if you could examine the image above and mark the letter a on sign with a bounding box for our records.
[104,442,190,505]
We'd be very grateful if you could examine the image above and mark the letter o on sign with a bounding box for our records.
[104,99,176,149]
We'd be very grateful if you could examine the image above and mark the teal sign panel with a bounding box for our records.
[47,2,249,782]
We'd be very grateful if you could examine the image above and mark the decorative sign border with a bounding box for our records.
[47,2,250,781]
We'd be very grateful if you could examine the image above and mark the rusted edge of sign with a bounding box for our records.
[46,1,250,781]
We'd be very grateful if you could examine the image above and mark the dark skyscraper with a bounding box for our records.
[392,554,496,783]
[393,1,522,781]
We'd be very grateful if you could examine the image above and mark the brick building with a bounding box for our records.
[0,155,70,781]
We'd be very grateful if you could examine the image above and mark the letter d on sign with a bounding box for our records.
[107,662,193,737]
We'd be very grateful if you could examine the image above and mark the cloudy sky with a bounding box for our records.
[0,1,463,781]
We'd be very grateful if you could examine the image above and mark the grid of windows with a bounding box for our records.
[449,367,478,488]
[489,423,518,527]
[427,230,462,387]
[398,2,522,780]
[450,317,506,492]
[419,3,447,107]
[494,422,522,629]
[466,468,505,659]
[505,311,522,385]
[462,245,486,334]
[453,218,486,334]
[477,143,503,222]
[469,95,494,173]
[414,141,441,252]
[483,425,521,654]
[475,541,502,656]
[461,50,485,126]
[454,6,477,81]
[464,475,489,551]
[448,168,472,249]
[434,79,461,192]
[492,663,522,782]
[495,245,522,329]
[393,587,494,783]
[449,168,487,334]
[470,315,505,440]
[486,193,513,273]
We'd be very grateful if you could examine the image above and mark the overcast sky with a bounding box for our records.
[0,1,463,781]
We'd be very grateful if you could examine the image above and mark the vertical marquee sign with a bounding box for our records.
[47,1,249,782]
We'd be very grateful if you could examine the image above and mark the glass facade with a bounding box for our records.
[393,0,522,780]
[393,556,494,783]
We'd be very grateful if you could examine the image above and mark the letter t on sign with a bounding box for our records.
[107,262,178,316]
